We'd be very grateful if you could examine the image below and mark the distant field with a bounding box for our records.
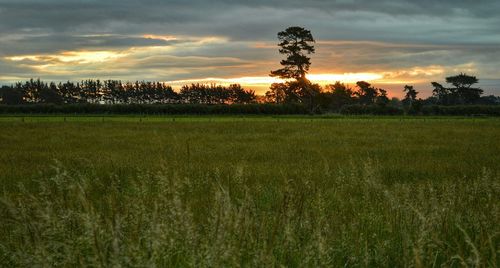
[0,116,499,266]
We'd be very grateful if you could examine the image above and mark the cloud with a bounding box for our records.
[2,1,499,41]
[0,0,499,96]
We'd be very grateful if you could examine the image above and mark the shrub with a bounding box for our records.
[421,105,500,116]
[339,105,404,115]
[0,103,309,115]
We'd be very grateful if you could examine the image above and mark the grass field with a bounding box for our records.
[1,116,499,267]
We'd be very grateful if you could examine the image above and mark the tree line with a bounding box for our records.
[264,74,499,113]
[264,26,499,113]
[0,80,256,105]
[2,75,498,112]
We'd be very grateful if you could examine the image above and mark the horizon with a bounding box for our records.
[1,1,500,98]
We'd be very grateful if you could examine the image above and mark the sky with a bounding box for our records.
[1,0,499,97]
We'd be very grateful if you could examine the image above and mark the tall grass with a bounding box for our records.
[0,118,499,266]
[1,160,498,267]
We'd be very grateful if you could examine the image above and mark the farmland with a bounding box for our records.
[0,116,499,266]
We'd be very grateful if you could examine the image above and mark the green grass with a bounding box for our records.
[0,116,499,267]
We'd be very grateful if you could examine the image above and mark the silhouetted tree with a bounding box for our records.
[446,73,483,104]
[270,26,315,80]
[431,73,483,105]
[39,82,63,104]
[155,83,179,104]
[376,88,390,106]
[403,85,418,105]
[269,26,317,110]
[79,79,101,103]
[22,78,46,103]
[354,81,379,105]
[402,85,420,113]
[431,82,450,105]
[58,81,79,103]
[228,84,256,104]
[209,84,229,104]
[265,83,288,103]
[178,83,252,104]
[0,86,24,105]
[324,82,355,110]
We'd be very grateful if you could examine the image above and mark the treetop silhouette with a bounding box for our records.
[431,73,483,105]
[270,26,315,81]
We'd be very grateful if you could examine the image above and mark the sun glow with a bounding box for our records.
[307,73,383,83]
[166,73,383,87]
[166,76,282,86]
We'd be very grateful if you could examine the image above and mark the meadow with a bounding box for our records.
[0,116,499,267]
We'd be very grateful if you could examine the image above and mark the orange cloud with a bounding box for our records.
[142,34,178,41]
[6,51,126,64]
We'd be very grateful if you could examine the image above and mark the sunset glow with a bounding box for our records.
[307,73,383,83]
[165,73,384,87]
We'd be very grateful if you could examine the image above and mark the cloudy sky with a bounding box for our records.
[1,0,499,97]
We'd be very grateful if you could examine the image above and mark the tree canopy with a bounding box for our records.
[270,26,315,80]
[0,79,256,105]
[431,73,483,105]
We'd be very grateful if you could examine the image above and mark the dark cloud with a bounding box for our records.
[0,34,176,55]
[1,0,499,40]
